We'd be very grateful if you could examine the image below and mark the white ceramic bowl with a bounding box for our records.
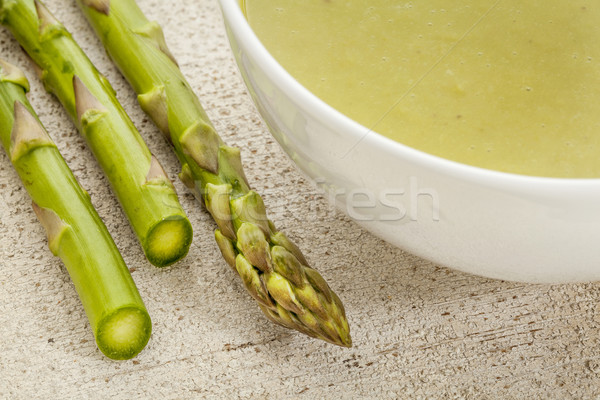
[218,0,600,283]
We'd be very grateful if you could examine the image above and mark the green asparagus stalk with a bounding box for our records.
[0,59,151,360]
[0,0,193,267]
[76,0,351,346]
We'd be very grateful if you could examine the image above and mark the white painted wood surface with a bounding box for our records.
[1,1,599,398]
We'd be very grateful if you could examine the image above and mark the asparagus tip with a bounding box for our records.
[340,332,353,347]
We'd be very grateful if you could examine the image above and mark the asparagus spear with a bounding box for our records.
[0,0,193,267]
[76,0,351,346]
[0,59,151,360]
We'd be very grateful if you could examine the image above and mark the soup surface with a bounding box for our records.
[244,0,600,178]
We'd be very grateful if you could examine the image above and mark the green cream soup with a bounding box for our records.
[244,1,600,178]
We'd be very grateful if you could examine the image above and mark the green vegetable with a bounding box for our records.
[0,0,193,267]
[0,59,151,360]
[76,0,351,346]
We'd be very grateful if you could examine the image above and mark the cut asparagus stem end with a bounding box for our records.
[96,307,151,360]
[145,217,193,267]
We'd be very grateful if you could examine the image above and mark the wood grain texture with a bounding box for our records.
[1,1,599,398]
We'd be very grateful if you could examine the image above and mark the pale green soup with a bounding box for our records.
[244,0,600,178]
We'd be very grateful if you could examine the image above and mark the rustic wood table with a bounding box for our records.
[1,1,599,398]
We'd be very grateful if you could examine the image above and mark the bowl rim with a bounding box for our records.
[218,0,600,192]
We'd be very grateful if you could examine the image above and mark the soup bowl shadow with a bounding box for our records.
[218,0,600,283]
